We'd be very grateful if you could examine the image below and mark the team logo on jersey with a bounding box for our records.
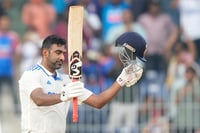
[69,51,82,79]
[47,80,52,85]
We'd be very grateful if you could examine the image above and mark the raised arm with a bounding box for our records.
[84,64,143,109]
[83,82,121,109]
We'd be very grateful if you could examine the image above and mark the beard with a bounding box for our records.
[53,61,63,69]
[48,59,63,70]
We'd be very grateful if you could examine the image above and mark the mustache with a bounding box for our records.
[57,59,64,63]
[56,60,63,64]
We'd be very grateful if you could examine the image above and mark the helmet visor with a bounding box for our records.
[118,44,145,72]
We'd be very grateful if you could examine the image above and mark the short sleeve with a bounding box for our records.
[19,70,42,97]
[78,88,93,105]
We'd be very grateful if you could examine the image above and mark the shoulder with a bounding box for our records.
[134,22,143,29]
[160,13,173,20]
[138,13,149,21]
[0,31,19,39]
[20,65,42,79]
[27,64,42,72]
[7,31,20,40]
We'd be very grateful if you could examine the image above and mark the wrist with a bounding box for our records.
[60,91,69,102]
[116,81,124,88]
[59,94,63,102]
[116,73,126,87]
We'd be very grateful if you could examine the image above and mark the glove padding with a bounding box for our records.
[125,65,143,87]
[60,81,84,102]
[116,64,143,87]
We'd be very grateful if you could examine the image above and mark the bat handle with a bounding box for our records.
[73,97,78,122]
[72,79,78,123]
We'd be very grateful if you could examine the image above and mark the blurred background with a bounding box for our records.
[0,0,200,133]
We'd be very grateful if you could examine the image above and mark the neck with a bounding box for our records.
[125,23,133,31]
[41,60,55,73]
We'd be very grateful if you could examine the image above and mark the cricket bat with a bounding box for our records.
[67,6,84,123]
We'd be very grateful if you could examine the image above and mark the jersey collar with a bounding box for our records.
[37,63,61,80]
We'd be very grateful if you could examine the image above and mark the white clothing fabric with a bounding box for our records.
[19,64,92,133]
[19,41,41,75]
[179,0,200,40]
[105,102,139,133]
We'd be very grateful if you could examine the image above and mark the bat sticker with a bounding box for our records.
[69,51,82,79]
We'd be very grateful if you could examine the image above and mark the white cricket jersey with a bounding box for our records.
[19,64,92,133]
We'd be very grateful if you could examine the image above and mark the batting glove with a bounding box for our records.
[125,65,143,87]
[116,64,143,87]
[60,81,84,102]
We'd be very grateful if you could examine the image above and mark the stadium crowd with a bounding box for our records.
[0,0,200,133]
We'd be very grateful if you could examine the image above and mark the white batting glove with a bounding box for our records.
[125,66,143,87]
[60,81,84,102]
[116,64,134,87]
[116,64,143,87]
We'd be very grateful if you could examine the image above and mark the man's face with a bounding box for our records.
[46,44,66,70]
[122,10,134,24]
[149,3,160,16]
[0,16,10,32]
[185,70,195,82]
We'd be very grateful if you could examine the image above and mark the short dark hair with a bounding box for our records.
[0,13,10,21]
[149,0,161,5]
[186,66,196,75]
[41,35,66,50]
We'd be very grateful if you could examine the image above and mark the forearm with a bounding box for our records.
[33,94,62,106]
[84,64,143,108]
[84,82,121,109]
[165,28,179,59]
[186,39,196,59]
[31,88,62,106]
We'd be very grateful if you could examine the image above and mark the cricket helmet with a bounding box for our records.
[115,32,147,67]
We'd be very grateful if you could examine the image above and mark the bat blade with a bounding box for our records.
[67,6,84,123]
